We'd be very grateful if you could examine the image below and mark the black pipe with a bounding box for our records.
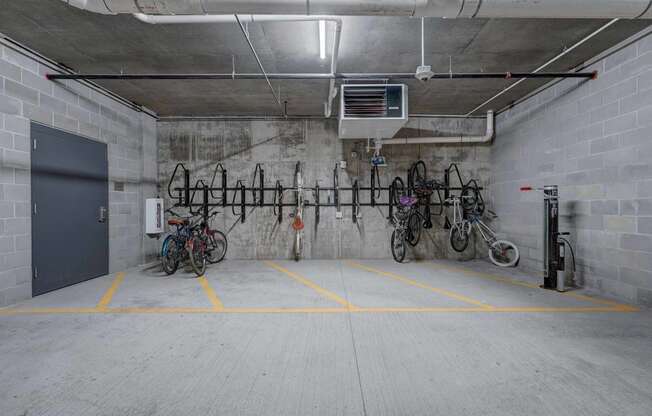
[222,169,227,207]
[46,71,598,81]
[370,167,376,207]
[240,183,246,223]
[203,185,209,221]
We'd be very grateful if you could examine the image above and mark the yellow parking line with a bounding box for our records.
[0,305,633,315]
[264,261,359,310]
[0,307,102,315]
[96,272,126,310]
[198,276,225,311]
[427,262,639,311]
[223,307,349,314]
[108,307,216,314]
[347,261,494,309]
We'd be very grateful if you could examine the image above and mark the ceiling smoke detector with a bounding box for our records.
[415,65,435,82]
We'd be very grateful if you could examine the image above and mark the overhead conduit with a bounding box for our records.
[63,0,652,18]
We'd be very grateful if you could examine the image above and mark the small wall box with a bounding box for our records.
[145,198,164,234]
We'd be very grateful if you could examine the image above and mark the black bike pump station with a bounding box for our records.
[543,185,562,290]
[522,184,571,291]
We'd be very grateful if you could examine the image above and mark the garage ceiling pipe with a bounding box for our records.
[62,0,652,18]
[382,110,494,145]
[133,13,342,118]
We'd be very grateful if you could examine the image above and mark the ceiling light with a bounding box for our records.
[319,20,326,60]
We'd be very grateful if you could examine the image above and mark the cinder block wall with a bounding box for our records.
[158,118,491,260]
[492,33,652,305]
[0,42,159,307]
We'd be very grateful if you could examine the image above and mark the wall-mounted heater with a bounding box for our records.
[338,84,408,139]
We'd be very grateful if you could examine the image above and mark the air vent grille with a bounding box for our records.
[343,86,387,118]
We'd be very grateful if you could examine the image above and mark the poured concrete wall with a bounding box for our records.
[492,33,652,306]
[158,118,491,260]
[0,42,158,307]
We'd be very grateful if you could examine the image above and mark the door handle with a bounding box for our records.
[99,206,107,223]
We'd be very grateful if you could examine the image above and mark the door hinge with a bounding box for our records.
[33,266,37,279]
[33,203,37,215]
[33,139,37,150]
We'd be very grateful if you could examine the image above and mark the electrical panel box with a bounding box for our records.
[145,198,164,234]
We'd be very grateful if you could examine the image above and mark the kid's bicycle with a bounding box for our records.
[447,195,520,267]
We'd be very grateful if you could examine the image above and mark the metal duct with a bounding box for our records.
[62,0,652,18]
[382,111,494,145]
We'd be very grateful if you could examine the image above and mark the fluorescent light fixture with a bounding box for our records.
[319,20,326,60]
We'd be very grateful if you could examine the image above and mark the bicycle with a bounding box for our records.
[197,210,228,264]
[160,210,207,276]
[390,194,419,263]
[291,161,305,261]
[447,195,520,267]
[391,176,435,248]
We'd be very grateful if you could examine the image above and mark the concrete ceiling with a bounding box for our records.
[0,0,649,117]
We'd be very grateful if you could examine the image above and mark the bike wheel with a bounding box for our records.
[205,230,228,264]
[406,212,422,247]
[294,231,303,261]
[161,235,179,275]
[410,160,427,184]
[449,226,470,253]
[391,177,405,206]
[188,237,207,276]
[391,230,406,263]
[488,240,520,267]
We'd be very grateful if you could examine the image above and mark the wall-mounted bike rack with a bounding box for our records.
[166,160,483,228]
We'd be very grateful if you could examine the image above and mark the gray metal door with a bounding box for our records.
[31,123,109,296]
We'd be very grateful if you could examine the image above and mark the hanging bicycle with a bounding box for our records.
[447,194,520,267]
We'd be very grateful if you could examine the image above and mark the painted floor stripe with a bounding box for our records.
[198,276,225,311]
[264,261,358,310]
[0,306,633,315]
[96,272,126,310]
[347,261,494,309]
[427,262,639,312]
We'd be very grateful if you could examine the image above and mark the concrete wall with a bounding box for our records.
[0,42,158,307]
[158,118,491,260]
[492,33,652,305]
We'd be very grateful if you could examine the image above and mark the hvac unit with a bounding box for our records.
[338,84,408,139]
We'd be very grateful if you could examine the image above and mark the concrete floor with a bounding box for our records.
[1,259,651,416]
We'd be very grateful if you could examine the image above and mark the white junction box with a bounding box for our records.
[145,198,164,234]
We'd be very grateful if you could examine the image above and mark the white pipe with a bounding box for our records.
[65,0,652,19]
[324,19,342,118]
[382,110,493,145]
[133,13,337,24]
[465,18,619,116]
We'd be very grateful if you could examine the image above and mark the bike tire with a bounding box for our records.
[488,240,520,267]
[188,237,207,276]
[406,212,422,247]
[294,231,303,262]
[206,230,228,264]
[449,226,470,253]
[161,235,179,275]
[391,177,405,206]
[411,160,427,184]
[391,230,406,263]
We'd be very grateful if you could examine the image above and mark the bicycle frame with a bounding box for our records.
[449,197,498,246]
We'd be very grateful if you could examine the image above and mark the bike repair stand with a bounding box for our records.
[522,185,570,292]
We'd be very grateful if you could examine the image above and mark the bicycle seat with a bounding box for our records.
[399,195,418,207]
[167,218,187,226]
